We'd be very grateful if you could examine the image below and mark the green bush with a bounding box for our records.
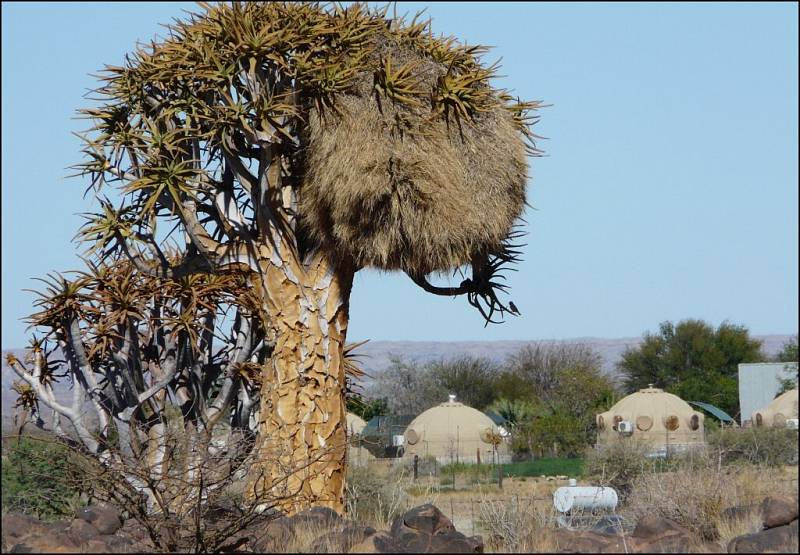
[583,440,661,501]
[1,437,85,520]
[707,426,798,467]
[510,413,590,459]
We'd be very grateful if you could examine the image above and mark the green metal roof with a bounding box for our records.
[688,401,735,423]
[484,411,507,426]
[362,415,414,436]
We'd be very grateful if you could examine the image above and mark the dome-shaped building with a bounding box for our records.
[346,412,375,466]
[347,412,368,435]
[595,386,705,456]
[402,395,511,464]
[752,388,798,428]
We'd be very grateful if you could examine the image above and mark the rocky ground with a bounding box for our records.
[543,495,798,553]
[1,496,797,553]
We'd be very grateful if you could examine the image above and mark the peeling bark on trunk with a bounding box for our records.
[246,245,354,514]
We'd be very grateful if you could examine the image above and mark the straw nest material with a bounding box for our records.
[299,40,529,277]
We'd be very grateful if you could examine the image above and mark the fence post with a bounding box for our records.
[470,499,475,537]
[413,454,419,481]
[498,465,503,490]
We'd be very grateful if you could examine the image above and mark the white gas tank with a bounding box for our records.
[553,481,618,513]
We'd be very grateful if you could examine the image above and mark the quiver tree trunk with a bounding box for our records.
[246,247,354,514]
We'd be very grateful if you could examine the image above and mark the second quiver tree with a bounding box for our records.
[12,2,542,515]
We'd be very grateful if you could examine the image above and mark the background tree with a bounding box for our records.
[373,355,499,415]
[504,343,605,405]
[370,343,616,458]
[346,394,389,422]
[426,356,500,410]
[775,336,798,363]
[773,336,798,394]
[371,356,444,416]
[494,344,616,458]
[617,319,764,418]
[19,3,540,514]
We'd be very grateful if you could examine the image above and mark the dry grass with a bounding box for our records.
[271,518,339,553]
[713,508,764,549]
[344,462,443,529]
[269,461,797,553]
[624,462,795,543]
[478,495,559,552]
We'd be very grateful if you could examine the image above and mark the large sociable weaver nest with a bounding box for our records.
[300,32,533,277]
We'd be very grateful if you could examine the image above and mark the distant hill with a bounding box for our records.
[348,335,795,380]
[2,335,794,431]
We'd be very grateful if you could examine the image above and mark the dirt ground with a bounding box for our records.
[401,476,570,536]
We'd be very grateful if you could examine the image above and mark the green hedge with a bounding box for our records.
[500,458,584,477]
[438,457,584,482]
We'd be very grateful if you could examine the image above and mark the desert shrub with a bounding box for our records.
[626,466,728,540]
[1,437,86,520]
[708,426,798,466]
[582,440,660,501]
[71,437,290,553]
[479,495,559,553]
[625,463,789,543]
[345,464,410,526]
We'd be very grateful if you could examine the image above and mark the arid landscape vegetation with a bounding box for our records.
[3,333,798,552]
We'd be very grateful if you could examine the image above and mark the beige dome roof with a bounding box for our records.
[402,395,510,464]
[596,386,705,447]
[345,412,374,466]
[346,412,367,435]
[752,388,798,428]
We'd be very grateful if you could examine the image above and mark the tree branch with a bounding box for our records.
[406,272,472,296]
[7,357,74,420]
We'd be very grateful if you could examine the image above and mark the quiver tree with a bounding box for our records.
[9,260,273,514]
[21,2,541,515]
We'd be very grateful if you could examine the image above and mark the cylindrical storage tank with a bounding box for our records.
[553,486,618,514]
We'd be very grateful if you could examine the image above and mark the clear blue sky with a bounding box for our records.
[2,2,798,349]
